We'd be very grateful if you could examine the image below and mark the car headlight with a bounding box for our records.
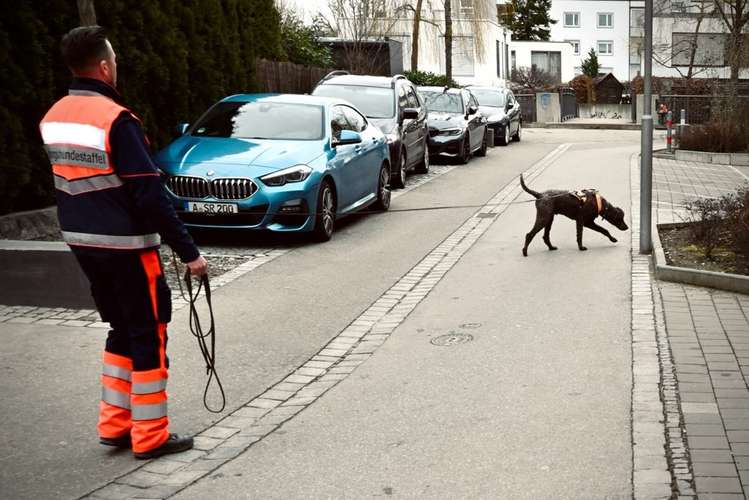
[260,164,312,187]
[438,128,462,136]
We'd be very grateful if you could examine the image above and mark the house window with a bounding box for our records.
[597,13,613,28]
[564,12,580,27]
[566,40,580,55]
[671,32,726,66]
[531,50,562,82]
[598,41,613,55]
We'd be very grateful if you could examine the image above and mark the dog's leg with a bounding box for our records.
[576,216,587,251]
[585,220,618,243]
[523,213,549,257]
[542,218,557,251]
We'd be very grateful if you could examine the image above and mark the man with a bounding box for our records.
[40,25,207,459]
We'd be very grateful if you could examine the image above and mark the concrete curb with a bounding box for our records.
[674,149,749,166]
[652,222,749,295]
[525,122,641,130]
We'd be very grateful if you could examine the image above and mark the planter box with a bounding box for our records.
[675,150,709,162]
[731,153,749,166]
[675,149,749,166]
[711,152,731,165]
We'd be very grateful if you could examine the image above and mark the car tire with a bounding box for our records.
[414,139,430,174]
[392,148,407,189]
[373,163,391,211]
[498,125,510,146]
[312,180,336,242]
[513,121,522,142]
[475,129,488,157]
[459,136,471,164]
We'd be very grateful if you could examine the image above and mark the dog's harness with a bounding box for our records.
[572,190,603,215]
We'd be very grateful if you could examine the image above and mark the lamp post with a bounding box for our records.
[639,0,653,254]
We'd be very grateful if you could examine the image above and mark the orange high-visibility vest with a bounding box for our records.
[39,91,160,250]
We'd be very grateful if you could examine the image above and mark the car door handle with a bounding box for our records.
[354,146,362,153]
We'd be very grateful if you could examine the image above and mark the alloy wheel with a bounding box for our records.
[378,167,391,209]
[322,186,334,237]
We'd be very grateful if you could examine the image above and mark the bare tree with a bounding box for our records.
[712,0,749,84]
[77,0,97,26]
[411,0,424,70]
[444,0,452,80]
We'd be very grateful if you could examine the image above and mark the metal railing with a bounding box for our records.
[560,89,578,122]
[515,94,536,123]
[656,94,749,125]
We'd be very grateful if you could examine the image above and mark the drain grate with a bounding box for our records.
[430,332,474,346]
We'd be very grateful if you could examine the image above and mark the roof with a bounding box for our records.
[318,74,401,88]
[221,93,340,105]
[593,73,622,86]
[418,86,463,95]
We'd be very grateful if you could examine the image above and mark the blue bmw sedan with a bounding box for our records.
[156,94,391,241]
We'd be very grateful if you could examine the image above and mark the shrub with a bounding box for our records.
[510,66,556,91]
[679,122,749,153]
[403,70,459,88]
[569,74,594,104]
[683,185,749,259]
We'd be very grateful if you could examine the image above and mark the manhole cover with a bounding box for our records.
[431,333,474,346]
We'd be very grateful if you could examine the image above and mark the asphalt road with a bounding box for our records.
[1,129,639,499]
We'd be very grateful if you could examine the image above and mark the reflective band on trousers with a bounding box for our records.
[102,387,131,410]
[54,174,123,195]
[131,379,167,395]
[132,402,167,421]
[102,364,132,382]
[62,231,160,249]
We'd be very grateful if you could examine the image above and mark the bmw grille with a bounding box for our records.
[166,176,257,200]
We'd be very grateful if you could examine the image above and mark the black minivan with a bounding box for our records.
[312,71,429,188]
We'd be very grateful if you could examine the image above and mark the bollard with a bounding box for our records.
[486,127,495,148]
[666,110,673,153]
[676,108,686,147]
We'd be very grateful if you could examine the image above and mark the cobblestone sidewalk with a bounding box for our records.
[653,156,749,499]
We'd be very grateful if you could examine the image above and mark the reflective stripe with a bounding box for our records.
[132,402,167,421]
[102,387,131,410]
[40,122,106,150]
[62,231,160,249]
[103,364,132,382]
[46,144,109,170]
[131,379,167,395]
[69,89,107,98]
[54,174,123,195]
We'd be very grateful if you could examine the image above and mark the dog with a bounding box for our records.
[520,174,629,257]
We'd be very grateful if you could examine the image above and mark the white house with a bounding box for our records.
[280,0,512,87]
[548,0,634,81]
[508,40,576,82]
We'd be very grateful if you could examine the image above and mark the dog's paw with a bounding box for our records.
[609,237,618,243]
[549,246,558,251]
[522,248,528,257]
[579,246,588,251]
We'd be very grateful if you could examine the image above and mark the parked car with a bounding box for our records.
[312,71,429,189]
[418,86,488,164]
[466,85,521,146]
[156,94,391,242]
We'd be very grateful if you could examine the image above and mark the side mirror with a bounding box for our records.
[401,108,419,121]
[332,129,362,147]
[468,105,478,115]
[506,102,513,112]
[176,123,190,135]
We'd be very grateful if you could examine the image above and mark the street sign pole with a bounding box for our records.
[639,0,653,254]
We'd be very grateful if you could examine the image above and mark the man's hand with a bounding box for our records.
[186,255,208,276]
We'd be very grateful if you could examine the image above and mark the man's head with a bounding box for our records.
[60,25,117,87]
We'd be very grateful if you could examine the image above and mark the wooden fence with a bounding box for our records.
[254,59,331,94]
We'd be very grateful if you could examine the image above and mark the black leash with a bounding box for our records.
[175,255,226,413]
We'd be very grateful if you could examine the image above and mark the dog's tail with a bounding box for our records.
[519,174,542,199]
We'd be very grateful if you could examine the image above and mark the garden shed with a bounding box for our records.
[594,73,624,104]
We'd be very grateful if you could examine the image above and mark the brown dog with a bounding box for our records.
[520,174,629,256]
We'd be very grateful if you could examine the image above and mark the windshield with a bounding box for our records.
[312,85,395,118]
[421,92,464,114]
[470,90,506,108]
[191,101,324,140]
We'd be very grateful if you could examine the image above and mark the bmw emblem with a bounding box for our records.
[207,170,215,177]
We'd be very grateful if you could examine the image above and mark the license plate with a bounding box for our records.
[186,202,238,215]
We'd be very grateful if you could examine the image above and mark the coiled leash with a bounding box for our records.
[172,252,226,413]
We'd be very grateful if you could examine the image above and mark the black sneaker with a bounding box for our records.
[100,433,131,449]
[134,433,193,460]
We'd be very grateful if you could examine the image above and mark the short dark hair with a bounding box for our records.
[60,25,109,72]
